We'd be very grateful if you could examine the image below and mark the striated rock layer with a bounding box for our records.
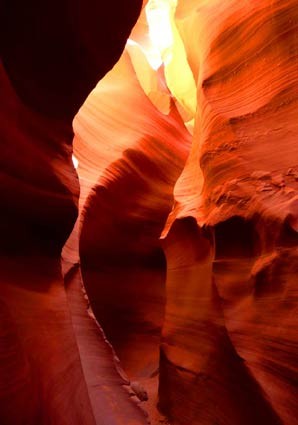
[159,1,298,424]
[1,0,298,424]
[0,1,143,424]
[73,48,191,409]
[68,1,298,424]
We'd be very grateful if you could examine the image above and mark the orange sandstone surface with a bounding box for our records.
[1,1,298,425]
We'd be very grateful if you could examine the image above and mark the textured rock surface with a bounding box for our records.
[0,1,143,424]
[73,48,191,406]
[1,0,298,424]
[0,257,96,425]
[66,1,298,424]
[159,1,298,424]
[62,261,148,425]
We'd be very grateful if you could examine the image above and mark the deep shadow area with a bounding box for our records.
[215,216,257,259]
[80,150,171,379]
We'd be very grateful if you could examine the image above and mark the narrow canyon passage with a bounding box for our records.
[80,181,167,380]
[79,151,170,379]
[75,104,192,422]
[1,0,298,424]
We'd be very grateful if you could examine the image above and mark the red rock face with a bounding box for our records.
[1,1,298,425]
[159,1,298,424]
[72,51,191,417]
[0,1,143,424]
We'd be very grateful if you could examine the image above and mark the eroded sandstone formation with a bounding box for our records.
[159,1,298,424]
[70,48,191,419]
[1,0,298,424]
[0,1,143,424]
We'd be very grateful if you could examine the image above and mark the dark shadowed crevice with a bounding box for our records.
[79,150,171,412]
[214,216,257,259]
[159,217,282,425]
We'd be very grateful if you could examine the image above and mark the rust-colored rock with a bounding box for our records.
[159,1,298,424]
[74,48,191,414]
[1,0,298,424]
[0,1,142,424]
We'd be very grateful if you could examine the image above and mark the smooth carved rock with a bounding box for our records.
[75,49,191,385]
[159,1,298,424]
[0,1,143,424]
[1,0,298,424]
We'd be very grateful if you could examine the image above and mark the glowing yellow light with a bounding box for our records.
[145,0,197,119]
[145,0,177,65]
[126,0,197,120]
[127,38,162,70]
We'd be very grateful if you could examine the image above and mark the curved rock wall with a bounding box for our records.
[1,0,298,424]
[73,49,191,400]
[159,1,298,424]
[0,1,142,424]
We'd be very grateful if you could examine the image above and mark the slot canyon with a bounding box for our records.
[1,0,298,424]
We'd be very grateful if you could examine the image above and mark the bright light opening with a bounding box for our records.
[126,0,177,70]
[127,38,162,70]
[145,0,176,65]
[72,154,79,169]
